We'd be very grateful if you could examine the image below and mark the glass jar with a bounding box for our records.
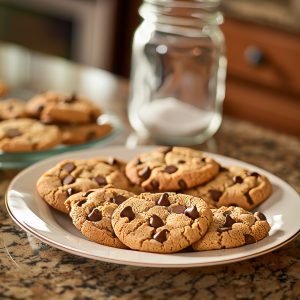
[128,0,227,145]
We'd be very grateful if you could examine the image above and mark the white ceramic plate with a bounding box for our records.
[6,146,300,268]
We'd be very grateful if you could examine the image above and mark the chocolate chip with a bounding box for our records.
[233,176,243,184]
[36,104,44,114]
[245,192,254,205]
[135,158,142,165]
[77,200,86,207]
[65,93,77,103]
[151,180,159,191]
[250,172,259,178]
[209,189,222,202]
[87,208,102,222]
[112,195,127,205]
[149,214,164,228]
[254,212,266,221]
[67,187,75,196]
[171,205,186,214]
[160,146,172,154]
[153,229,169,243]
[120,206,135,221]
[217,227,232,233]
[223,215,235,227]
[138,167,151,180]
[178,179,187,189]
[157,193,170,206]
[200,157,206,162]
[164,165,178,174]
[5,128,22,138]
[94,176,107,186]
[107,157,116,166]
[244,234,256,245]
[223,211,232,217]
[178,160,186,164]
[62,175,75,185]
[184,205,199,220]
[82,190,94,197]
[62,162,76,173]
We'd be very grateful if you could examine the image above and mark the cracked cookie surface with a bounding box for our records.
[65,187,135,248]
[111,192,212,253]
[192,206,270,251]
[184,166,272,210]
[0,99,28,120]
[26,91,101,124]
[125,147,219,192]
[37,158,132,214]
[0,118,61,152]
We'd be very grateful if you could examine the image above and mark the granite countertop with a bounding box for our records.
[1,117,300,300]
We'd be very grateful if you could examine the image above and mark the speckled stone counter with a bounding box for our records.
[1,117,300,300]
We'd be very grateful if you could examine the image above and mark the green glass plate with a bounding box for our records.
[0,114,123,169]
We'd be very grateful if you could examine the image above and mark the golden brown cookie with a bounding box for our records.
[184,166,272,211]
[125,147,220,192]
[26,91,101,124]
[111,192,212,253]
[37,158,132,214]
[0,118,61,152]
[192,206,270,251]
[65,187,135,249]
[0,99,28,120]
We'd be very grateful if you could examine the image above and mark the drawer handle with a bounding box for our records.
[244,46,265,66]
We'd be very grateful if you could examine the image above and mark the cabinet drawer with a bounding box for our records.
[222,18,300,96]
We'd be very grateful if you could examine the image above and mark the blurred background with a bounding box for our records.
[0,0,299,136]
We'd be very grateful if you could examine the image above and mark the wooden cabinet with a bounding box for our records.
[222,18,300,136]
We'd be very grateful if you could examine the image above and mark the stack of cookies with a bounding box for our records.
[37,147,273,253]
[0,91,112,152]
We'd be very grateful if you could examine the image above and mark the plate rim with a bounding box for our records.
[5,146,300,268]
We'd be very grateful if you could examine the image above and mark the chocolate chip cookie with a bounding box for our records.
[60,123,112,145]
[26,91,101,123]
[184,166,272,211]
[37,158,132,214]
[65,187,135,248]
[0,99,27,120]
[125,147,220,192]
[111,192,212,253]
[192,206,270,251]
[0,118,61,152]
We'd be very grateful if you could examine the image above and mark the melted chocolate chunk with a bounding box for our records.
[164,165,178,174]
[157,193,170,206]
[250,172,259,178]
[87,208,102,222]
[184,205,199,220]
[82,190,94,197]
[153,229,169,243]
[178,160,186,164]
[254,211,267,221]
[217,227,232,233]
[223,211,232,217]
[171,205,186,214]
[120,206,135,221]
[138,167,151,180]
[65,93,77,103]
[112,195,127,205]
[223,215,236,227]
[244,234,256,245]
[219,166,229,172]
[178,179,187,190]
[62,175,75,185]
[94,176,107,186]
[62,162,76,173]
[36,104,44,114]
[77,200,86,207]
[233,176,243,184]
[135,158,142,165]
[151,180,159,191]
[209,189,222,202]
[149,214,164,228]
[67,187,75,196]
[5,128,22,138]
[245,192,254,205]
